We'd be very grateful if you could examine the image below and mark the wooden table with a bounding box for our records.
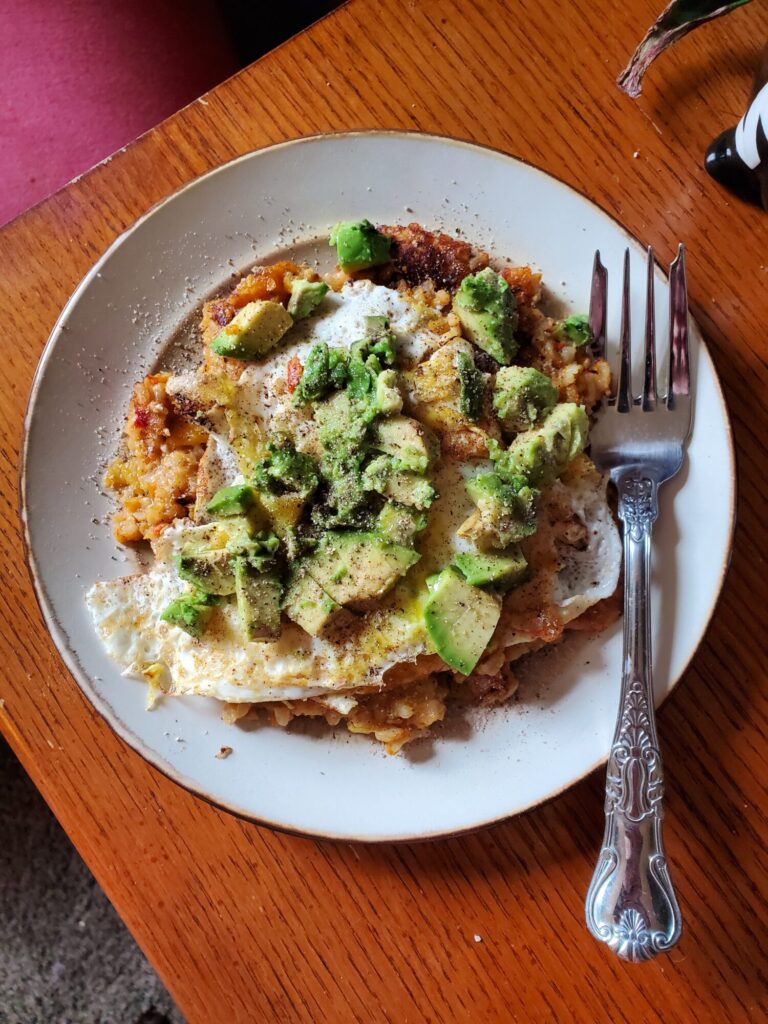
[2,1,767,1020]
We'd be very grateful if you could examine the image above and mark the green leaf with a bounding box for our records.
[618,0,754,98]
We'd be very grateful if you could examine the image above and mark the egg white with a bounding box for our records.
[88,282,621,703]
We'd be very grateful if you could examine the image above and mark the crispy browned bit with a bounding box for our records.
[501,265,543,337]
[458,665,520,707]
[215,746,233,759]
[377,222,489,290]
[286,355,303,393]
[105,373,208,543]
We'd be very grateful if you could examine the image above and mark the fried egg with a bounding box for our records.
[88,281,621,704]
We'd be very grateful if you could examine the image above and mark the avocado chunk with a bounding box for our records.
[232,557,282,641]
[206,483,256,517]
[554,313,592,347]
[252,442,320,500]
[374,415,433,473]
[453,547,527,588]
[287,279,329,320]
[293,343,350,405]
[304,531,419,609]
[374,369,403,416]
[363,455,436,509]
[453,268,518,364]
[424,567,501,674]
[174,530,238,596]
[174,519,277,595]
[210,300,293,360]
[463,472,539,548]
[330,220,391,272]
[283,564,344,636]
[160,591,219,639]
[456,350,485,421]
[377,502,428,546]
[493,366,558,432]
[496,403,588,487]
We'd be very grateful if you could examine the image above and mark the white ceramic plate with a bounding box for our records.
[21,133,735,842]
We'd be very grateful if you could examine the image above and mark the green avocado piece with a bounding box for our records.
[160,591,219,639]
[252,442,320,501]
[287,279,329,320]
[374,369,404,416]
[499,403,588,487]
[456,350,485,421]
[282,564,344,636]
[374,415,433,473]
[363,455,436,509]
[554,313,593,347]
[453,268,518,364]
[453,547,527,588]
[175,542,236,596]
[210,300,293,359]
[304,531,419,610]
[173,517,273,596]
[493,366,558,432]
[377,502,428,546]
[232,557,282,641]
[330,220,391,272]
[424,567,501,675]
[206,483,256,517]
[382,470,435,509]
[465,472,539,547]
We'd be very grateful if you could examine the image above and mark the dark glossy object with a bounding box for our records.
[705,45,768,209]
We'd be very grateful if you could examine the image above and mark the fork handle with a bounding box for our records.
[585,474,683,961]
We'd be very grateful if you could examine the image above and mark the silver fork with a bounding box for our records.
[584,244,690,962]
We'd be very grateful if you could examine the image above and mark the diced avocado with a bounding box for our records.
[210,300,293,360]
[377,502,428,546]
[424,567,501,675]
[497,403,588,487]
[292,343,349,405]
[287,279,329,320]
[206,483,256,517]
[330,220,391,272]
[365,315,389,336]
[363,455,436,509]
[554,313,592,347]
[304,531,419,609]
[453,547,527,588]
[175,542,236,596]
[252,442,320,501]
[453,268,518,364]
[160,591,219,639]
[173,518,277,595]
[493,366,558,432]
[465,472,539,547]
[374,415,433,473]
[374,369,403,416]
[283,564,344,636]
[232,557,282,641]
[382,471,436,509]
[456,350,485,421]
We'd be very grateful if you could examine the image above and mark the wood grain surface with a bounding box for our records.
[2,1,767,1020]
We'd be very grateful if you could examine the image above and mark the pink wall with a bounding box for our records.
[1,0,237,226]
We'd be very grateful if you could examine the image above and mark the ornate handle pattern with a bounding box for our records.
[585,474,683,962]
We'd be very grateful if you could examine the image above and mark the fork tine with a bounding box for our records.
[589,250,607,361]
[643,246,657,411]
[667,243,690,406]
[617,248,632,413]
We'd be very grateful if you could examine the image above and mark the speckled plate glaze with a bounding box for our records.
[21,133,735,842]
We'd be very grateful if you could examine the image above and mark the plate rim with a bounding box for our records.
[19,129,737,843]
